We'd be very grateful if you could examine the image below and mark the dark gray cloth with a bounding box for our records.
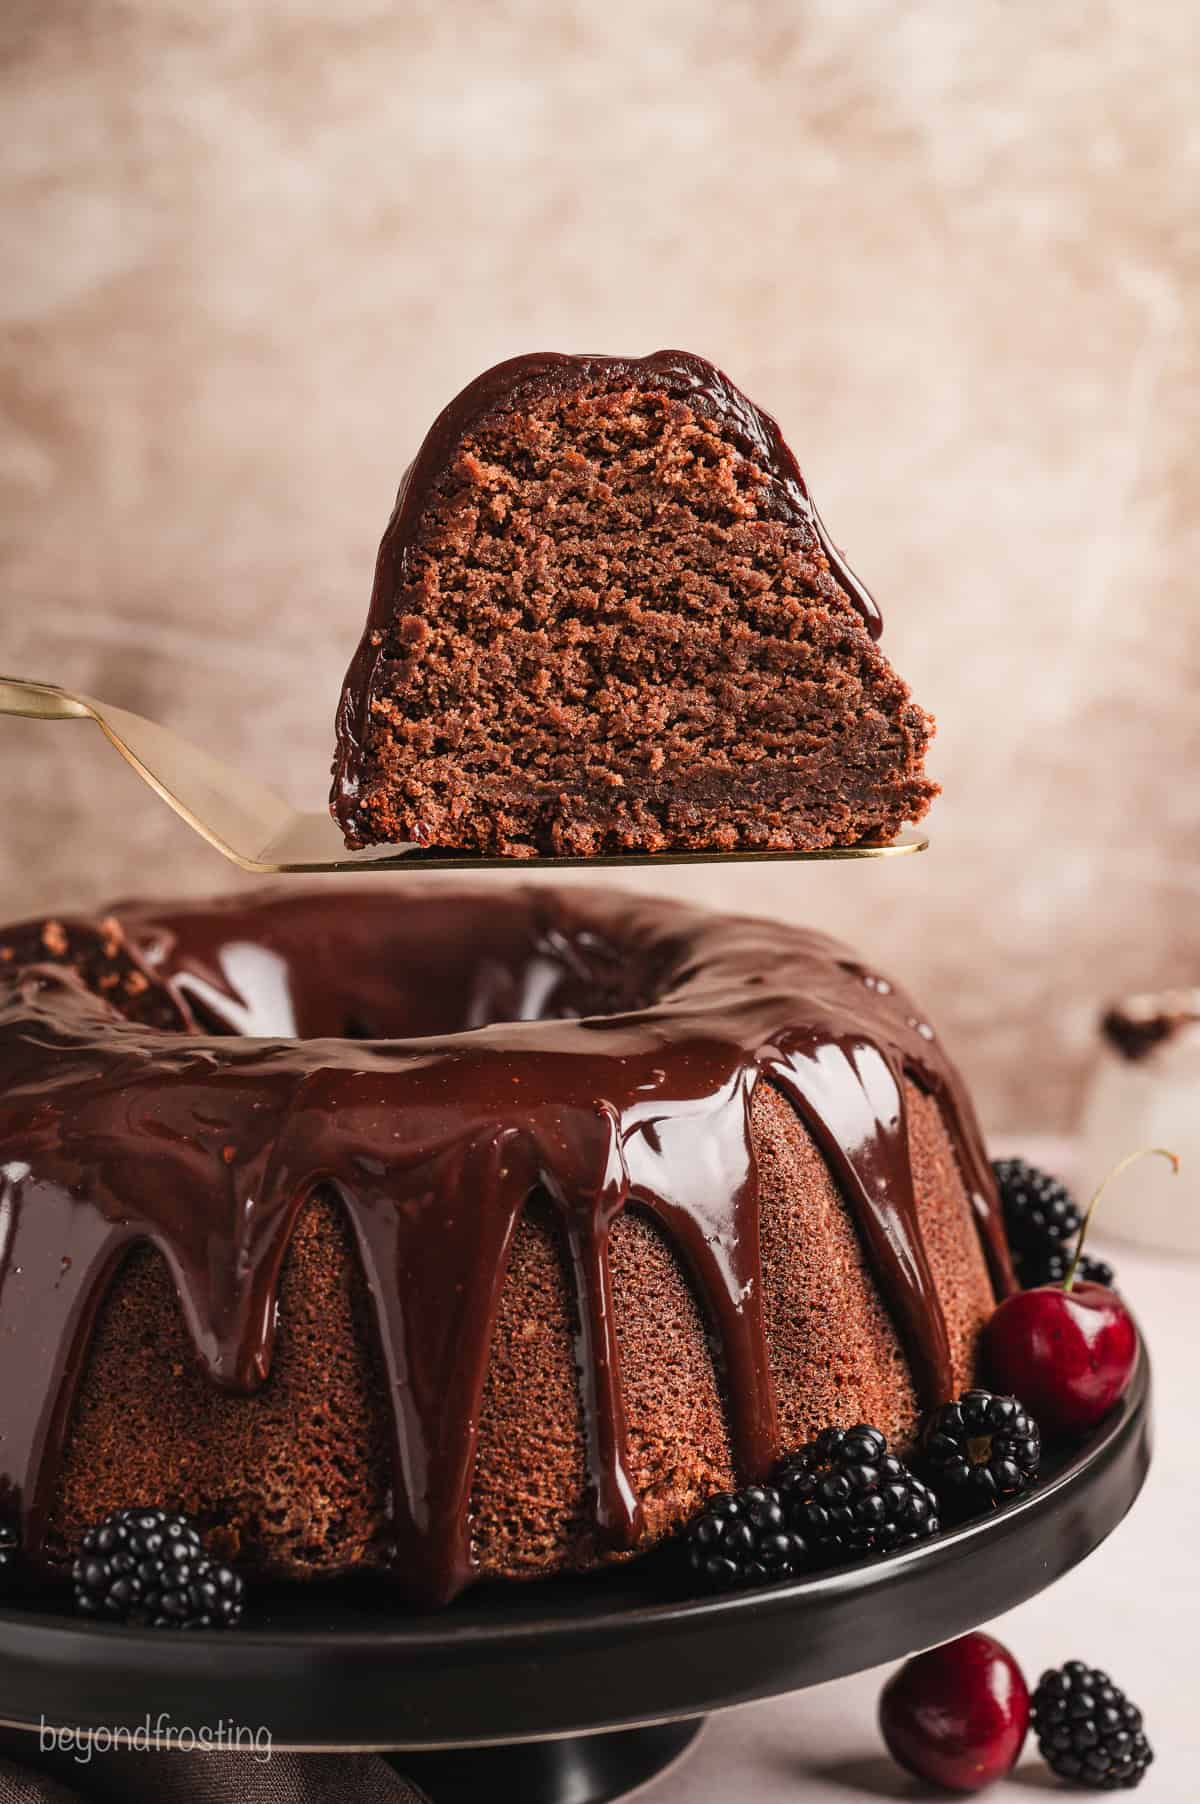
[0,1750,428,1803]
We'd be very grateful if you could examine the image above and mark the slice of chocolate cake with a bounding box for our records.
[332,351,938,857]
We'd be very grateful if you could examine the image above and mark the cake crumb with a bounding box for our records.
[41,922,68,957]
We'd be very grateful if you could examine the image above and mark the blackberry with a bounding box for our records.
[775,1426,938,1565]
[921,1390,1041,1513]
[774,1425,882,1507]
[775,1426,879,1527]
[992,1159,1081,1266]
[1021,1248,1116,1291]
[1032,1661,1152,1789]
[684,1485,809,1591]
[808,1424,889,1468]
[73,1508,245,1629]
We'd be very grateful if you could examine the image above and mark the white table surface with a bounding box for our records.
[648,1230,1195,1801]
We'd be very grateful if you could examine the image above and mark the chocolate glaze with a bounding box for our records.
[0,889,1012,1605]
[331,350,884,832]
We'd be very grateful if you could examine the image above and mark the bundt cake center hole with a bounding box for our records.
[163,918,667,1042]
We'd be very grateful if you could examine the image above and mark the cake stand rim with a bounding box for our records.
[0,1343,1151,1751]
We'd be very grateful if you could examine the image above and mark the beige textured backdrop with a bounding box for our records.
[1,2,1197,1133]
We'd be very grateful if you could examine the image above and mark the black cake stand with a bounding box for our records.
[0,1350,1150,1804]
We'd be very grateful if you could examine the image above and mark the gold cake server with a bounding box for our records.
[0,676,928,874]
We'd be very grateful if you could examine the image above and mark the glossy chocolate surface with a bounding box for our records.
[0,888,1012,1603]
[331,350,884,828]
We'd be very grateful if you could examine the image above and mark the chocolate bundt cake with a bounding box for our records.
[332,350,939,857]
[0,889,1012,1606]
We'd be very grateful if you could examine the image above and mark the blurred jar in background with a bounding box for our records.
[1080,991,1200,1256]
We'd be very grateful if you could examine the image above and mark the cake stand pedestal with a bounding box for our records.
[0,1351,1150,1804]
[400,1719,702,1803]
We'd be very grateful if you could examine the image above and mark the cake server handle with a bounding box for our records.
[0,676,93,720]
[0,673,300,869]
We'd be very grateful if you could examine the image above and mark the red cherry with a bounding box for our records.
[879,1631,1029,1792]
[983,1280,1138,1436]
[983,1146,1174,1438]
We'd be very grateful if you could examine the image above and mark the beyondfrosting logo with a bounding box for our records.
[39,1714,273,1765]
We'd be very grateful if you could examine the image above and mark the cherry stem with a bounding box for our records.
[1063,1146,1180,1292]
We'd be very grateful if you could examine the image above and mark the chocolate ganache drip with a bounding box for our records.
[0,890,1013,1604]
